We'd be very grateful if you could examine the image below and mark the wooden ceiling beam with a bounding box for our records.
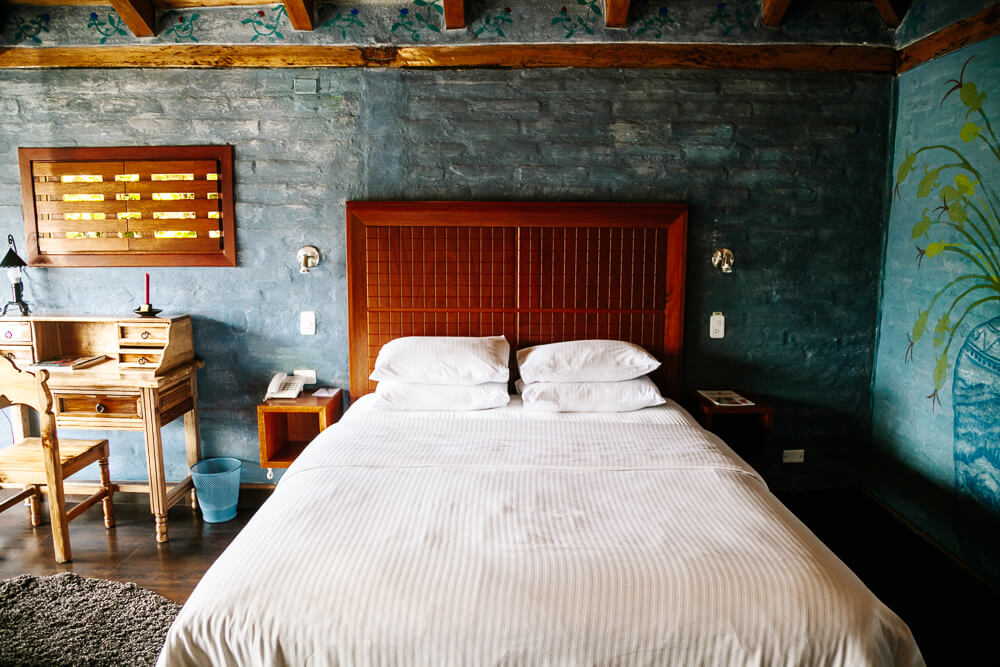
[760,0,792,27]
[605,0,630,28]
[898,3,1000,73]
[108,0,155,37]
[443,0,465,29]
[872,0,912,28]
[283,0,314,31]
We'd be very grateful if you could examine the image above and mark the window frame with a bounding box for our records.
[18,145,236,267]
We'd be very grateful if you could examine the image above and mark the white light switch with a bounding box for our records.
[300,311,316,335]
[710,312,725,339]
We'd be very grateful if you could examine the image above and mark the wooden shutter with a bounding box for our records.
[19,146,236,267]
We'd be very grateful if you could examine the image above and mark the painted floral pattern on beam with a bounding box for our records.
[321,6,365,40]
[163,12,202,43]
[635,6,678,38]
[87,12,128,44]
[11,12,50,44]
[391,1,443,42]
[709,0,757,36]
[552,0,603,38]
[243,5,289,42]
[470,2,514,39]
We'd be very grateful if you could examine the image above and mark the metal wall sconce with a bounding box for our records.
[1,235,29,316]
[712,248,735,273]
[297,246,320,274]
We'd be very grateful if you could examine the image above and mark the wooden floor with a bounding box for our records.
[0,495,254,604]
[2,488,996,663]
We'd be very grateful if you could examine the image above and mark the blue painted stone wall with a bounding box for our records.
[871,35,1000,582]
[0,67,891,486]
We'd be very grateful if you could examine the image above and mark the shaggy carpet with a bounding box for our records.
[0,572,180,667]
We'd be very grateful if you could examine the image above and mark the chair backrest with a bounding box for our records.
[0,354,53,418]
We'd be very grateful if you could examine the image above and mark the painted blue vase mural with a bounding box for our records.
[895,56,1000,512]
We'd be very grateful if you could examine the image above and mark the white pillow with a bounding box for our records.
[516,340,660,383]
[370,335,510,385]
[374,381,510,411]
[516,376,665,412]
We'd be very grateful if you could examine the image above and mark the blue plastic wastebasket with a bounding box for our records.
[190,457,241,523]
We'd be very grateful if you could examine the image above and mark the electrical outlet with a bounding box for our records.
[299,311,316,336]
[782,449,805,463]
[710,312,725,339]
[293,369,317,384]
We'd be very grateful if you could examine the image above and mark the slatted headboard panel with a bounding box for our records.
[346,201,687,399]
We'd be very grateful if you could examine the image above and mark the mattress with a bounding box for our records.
[159,396,923,666]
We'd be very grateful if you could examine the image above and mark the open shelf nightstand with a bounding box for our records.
[692,391,774,472]
[257,390,343,471]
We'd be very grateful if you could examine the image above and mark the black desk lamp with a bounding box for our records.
[1,235,29,316]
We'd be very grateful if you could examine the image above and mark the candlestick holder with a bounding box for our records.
[133,303,162,318]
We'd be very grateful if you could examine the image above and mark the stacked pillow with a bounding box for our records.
[370,335,511,410]
[516,340,665,412]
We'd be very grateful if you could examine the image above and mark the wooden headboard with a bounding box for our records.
[346,201,687,399]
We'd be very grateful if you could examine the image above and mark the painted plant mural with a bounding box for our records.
[896,57,1000,511]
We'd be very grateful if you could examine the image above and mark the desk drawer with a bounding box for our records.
[0,322,31,343]
[0,345,34,369]
[54,392,141,419]
[117,323,169,347]
[118,348,163,369]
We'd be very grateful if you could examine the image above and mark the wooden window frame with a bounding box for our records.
[18,145,236,267]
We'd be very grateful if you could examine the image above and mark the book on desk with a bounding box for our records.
[29,355,108,373]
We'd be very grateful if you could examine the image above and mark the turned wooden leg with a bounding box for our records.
[28,486,43,526]
[98,449,115,528]
[183,374,203,514]
[190,489,199,510]
[155,513,168,543]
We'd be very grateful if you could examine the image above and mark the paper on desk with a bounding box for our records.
[312,388,338,397]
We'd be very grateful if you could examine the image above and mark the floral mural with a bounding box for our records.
[892,55,1000,511]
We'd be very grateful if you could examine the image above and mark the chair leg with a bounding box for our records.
[99,450,115,529]
[28,485,44,526]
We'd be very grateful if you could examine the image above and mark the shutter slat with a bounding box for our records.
[125,160,219,178]
[126,200,220,216]
[128,237,222,252]
[33,182,125,195]
[38,237,130,253]
[35,201,127,215]
[127,219,222,234]
[126,181,220,195]
[37,220,129,233]
[31,161,125,178]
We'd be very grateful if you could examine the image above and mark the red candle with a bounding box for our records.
[145,272,150,304]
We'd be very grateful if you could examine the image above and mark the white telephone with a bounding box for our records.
[265,372,305,400]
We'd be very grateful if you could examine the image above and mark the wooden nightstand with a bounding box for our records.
[692,391,774,471]
[257,390,343,469]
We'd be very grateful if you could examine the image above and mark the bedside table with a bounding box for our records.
[692,391,773,471]
[257,390,343,470]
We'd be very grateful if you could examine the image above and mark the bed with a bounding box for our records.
[158,202,922,666]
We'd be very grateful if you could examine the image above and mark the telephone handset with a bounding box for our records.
[265,372,305,400]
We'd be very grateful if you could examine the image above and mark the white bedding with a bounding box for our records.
[159,397,922,666]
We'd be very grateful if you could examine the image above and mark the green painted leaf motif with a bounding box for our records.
[959,82,982,112]
[897,150,917,184]
[911,210,932,239]
[912,310,929,342]
[960,122,982,142]
[954,173,976,196]
[933,313,949,347]
[917,165,940,198]
[933,353,948,390]
[939,184,960,204]
[925,242,950,258]
[947,202,967,224]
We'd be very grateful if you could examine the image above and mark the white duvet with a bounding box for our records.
[159,397,923,667]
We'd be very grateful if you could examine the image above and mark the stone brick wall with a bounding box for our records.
[0,67,891,485]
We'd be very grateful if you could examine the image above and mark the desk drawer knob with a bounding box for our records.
[4,331,11,339]
[137,357,149,365]
[141,331,150,340]
[95,403,107,413]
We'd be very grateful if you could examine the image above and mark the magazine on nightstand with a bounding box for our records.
[697,390,755,406]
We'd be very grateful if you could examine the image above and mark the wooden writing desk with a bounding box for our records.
[1,314,202,543]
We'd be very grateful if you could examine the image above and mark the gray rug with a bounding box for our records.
[0,572,180,667]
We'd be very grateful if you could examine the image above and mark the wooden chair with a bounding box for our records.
[0,355,114,563]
